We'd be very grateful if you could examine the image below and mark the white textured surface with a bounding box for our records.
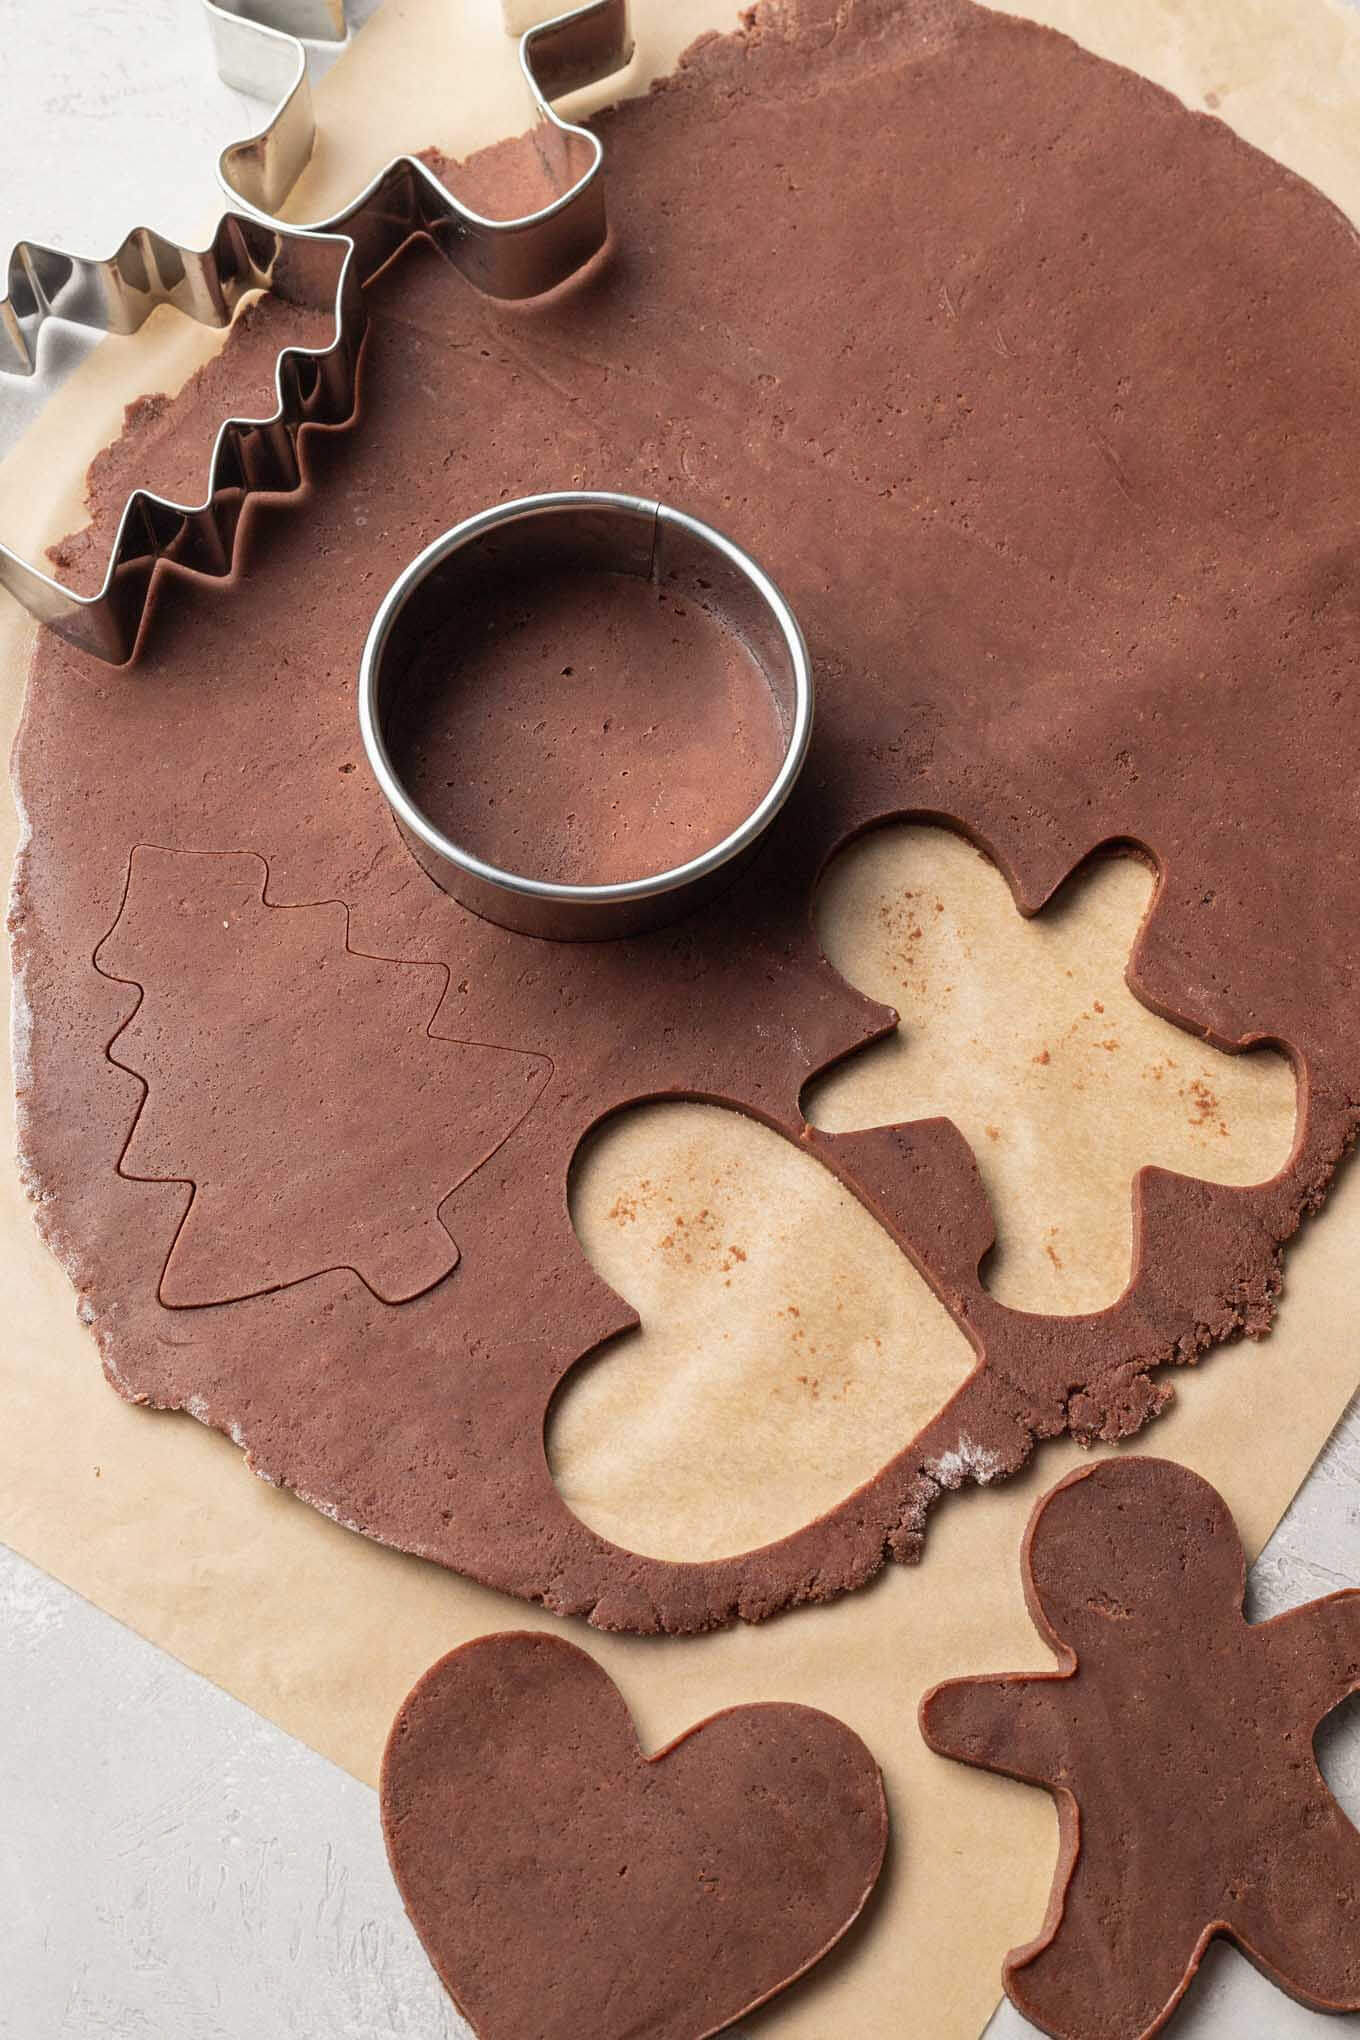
[0,1542,471,2040]
[0,0,387,453]
[0,0,252,452]
[3,3,1360,2036]
[1,0,257,254]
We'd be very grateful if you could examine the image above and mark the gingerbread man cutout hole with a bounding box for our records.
[550,1099,976,1562]
[805,824,1297,1314]
[921,1456,1360,2040]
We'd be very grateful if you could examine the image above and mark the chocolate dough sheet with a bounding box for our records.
[11,0,1360,1632]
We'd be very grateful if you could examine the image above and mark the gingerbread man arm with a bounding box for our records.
[1262,1588,1360,1718]
[920,1671,1077,1788]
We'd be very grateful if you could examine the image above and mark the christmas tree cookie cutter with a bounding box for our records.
[0,218,364,664]
[0,0,633,664]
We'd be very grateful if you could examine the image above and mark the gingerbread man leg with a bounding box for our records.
[1007,1825,1216,2040]
[1227,1793,1360,2014]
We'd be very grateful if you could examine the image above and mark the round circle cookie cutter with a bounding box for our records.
[358,491,814,941]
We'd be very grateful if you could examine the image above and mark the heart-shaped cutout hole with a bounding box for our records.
[381,1633,889,2039]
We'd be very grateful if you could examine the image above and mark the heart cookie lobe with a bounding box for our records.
[380,1632,889,2039]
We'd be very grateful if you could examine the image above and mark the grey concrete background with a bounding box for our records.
[1,1541,469,2040]
[3,2,1359,2035]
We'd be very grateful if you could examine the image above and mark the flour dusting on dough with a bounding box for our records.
[294,1486,367,1537]
[182,1392,247,1452]
[9,966,32,1096]
[8,778,32,871]
[99,1341,140,1399]
[9,816,37,1192]
[7,792,34,1093]
[924,1437,1006,1489]
[10,948,35,1150]
[11,799,50,1214]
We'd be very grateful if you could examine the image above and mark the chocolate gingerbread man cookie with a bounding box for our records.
[921,1457,1360,2040]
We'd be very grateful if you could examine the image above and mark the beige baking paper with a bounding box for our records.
[3,4,1360,2036]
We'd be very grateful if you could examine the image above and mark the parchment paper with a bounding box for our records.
[4,4,1359,2035]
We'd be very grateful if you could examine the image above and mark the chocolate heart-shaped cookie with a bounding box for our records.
[380,1633,889,2039]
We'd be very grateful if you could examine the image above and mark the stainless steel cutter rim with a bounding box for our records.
[204,0,344,228]
[214,0,629,250]
[358,490,814,932]
[0,218,363,663]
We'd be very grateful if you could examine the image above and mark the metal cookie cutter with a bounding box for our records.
[203,0,349,228]
[214,0,634,303]
[0,217,362,664]
[0,0,633,663]
[358,492,815,941]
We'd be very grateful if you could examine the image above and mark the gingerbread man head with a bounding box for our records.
[1022,1454,1248,1662]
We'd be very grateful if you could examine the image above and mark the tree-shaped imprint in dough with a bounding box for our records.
[806,826,1297,1314]
[921,1456,1360,2040]
[96,847,552,1306]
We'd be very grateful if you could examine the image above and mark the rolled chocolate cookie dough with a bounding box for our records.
[12,0,1360,1629]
